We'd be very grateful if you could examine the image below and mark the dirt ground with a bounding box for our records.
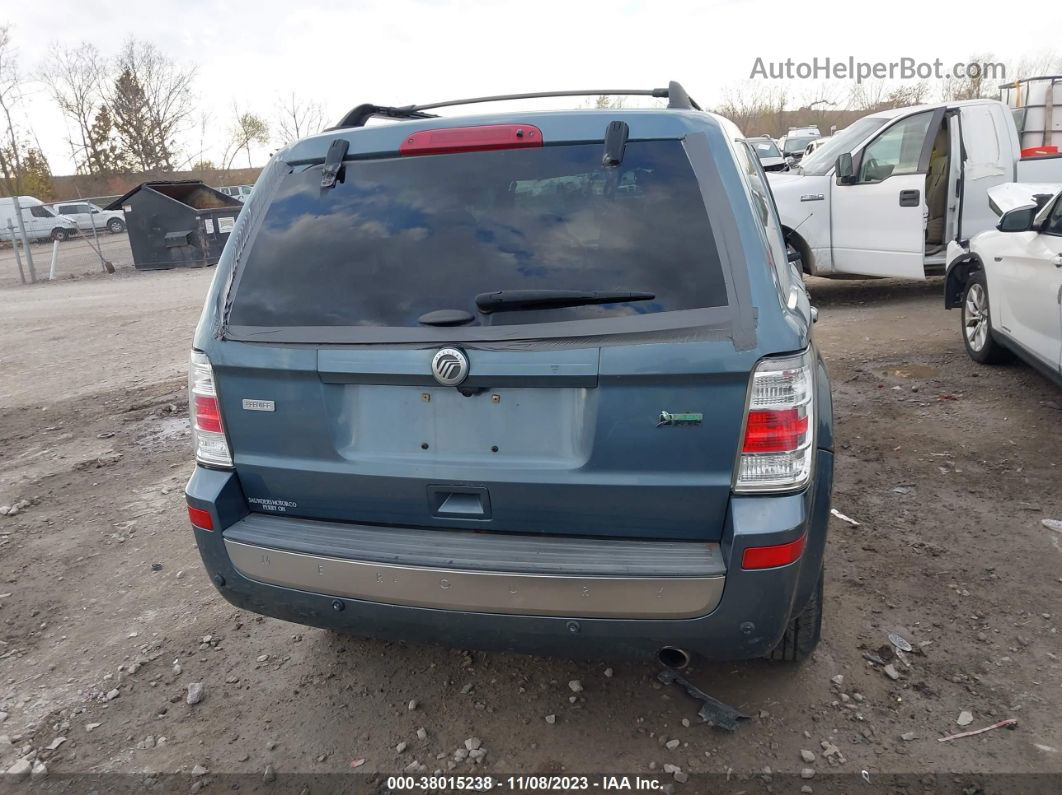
[0,257,1060,792]
[0,231,133,290]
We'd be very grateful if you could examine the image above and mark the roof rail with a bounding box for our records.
[333,81,701,129]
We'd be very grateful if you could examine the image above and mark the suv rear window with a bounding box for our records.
[228,140,727,329]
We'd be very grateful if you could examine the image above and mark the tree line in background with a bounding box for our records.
[1,20,1060,201]
[0,24,325,199]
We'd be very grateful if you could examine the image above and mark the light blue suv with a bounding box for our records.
[185,82,833,666]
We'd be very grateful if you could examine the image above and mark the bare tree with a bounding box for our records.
[939,52,998,101]
[276,92,324,145]
[1011,49,1062,82]
[716,82,788,136]
[0,25,24,195]
[40,42,107,174]
[0,27,56,199]
[847,79,891,112]
[224,106,270,169]
[108,38,196,172]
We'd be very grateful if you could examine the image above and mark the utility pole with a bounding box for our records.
[6,220,26,284]
[10,196,37,283]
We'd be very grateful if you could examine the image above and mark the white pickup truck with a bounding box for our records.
[768,99,1062,280]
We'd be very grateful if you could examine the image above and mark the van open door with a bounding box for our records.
[955,103,1012,240]
[830,109,942,280]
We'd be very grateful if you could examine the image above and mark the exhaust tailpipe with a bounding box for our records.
[658,646,691,670]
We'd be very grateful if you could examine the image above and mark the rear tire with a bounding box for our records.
[961,271,1010,364]
[107,218,125,234]
[767,568,823,662]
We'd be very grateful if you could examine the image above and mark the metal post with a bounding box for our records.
[1044,79,1055,149]
[87,209,107,272]
[6,220,26,284]
[10,196,36,283]
[74,201,113,273]
[49,239,60,280]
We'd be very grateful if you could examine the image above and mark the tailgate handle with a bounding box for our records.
[428,486,492,520]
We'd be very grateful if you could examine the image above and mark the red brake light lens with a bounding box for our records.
[187,506,214,531]
[193,394,223,433]
[400,124,543,157]
[741,534,806,569]
[742,408,809,454]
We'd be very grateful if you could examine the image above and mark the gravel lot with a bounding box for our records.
[0,266,1060,791]
[0,231,133,290]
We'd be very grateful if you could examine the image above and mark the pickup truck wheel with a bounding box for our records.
[107,218,125,234]
[961,271,1010,364]
[767,568,823,663]
[50,227,70,242]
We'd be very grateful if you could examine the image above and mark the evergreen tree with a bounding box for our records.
[85,105,129,174]
[110,67,169,171]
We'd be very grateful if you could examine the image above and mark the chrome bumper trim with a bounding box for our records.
[224,540,725,619]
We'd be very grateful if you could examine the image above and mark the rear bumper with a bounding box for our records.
[222,514,726,619]
[186,449,832,662]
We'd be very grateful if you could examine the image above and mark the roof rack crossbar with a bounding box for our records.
[334,104,440,129]
[333,81,700,129]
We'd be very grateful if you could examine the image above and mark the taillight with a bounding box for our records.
[741,533,806,569]
[734,351,815,493]
[187,506,214,531]
[189,351,232,468]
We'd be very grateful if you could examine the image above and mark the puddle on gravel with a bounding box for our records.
[136,416,190,448]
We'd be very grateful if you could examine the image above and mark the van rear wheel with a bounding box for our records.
[767,568,823,663]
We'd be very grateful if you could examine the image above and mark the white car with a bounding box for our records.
[779,130,820,164]
[944,182,1062,384]
[218,185,253,202]
[802,137,829,158]
[51,201,126,234]
[746,136,787,171]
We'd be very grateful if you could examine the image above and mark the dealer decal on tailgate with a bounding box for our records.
[247,497,297,512]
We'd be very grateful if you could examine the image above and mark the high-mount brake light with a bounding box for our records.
[399,124,544,157]
[734,351,815,493]
[189,351,233,468]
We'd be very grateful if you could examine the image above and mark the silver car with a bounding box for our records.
[51,201,126,234]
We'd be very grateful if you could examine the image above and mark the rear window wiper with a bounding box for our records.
[475,289,655,314]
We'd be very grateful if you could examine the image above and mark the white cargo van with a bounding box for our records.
[0,196,79,242]
[768,99,1062,280]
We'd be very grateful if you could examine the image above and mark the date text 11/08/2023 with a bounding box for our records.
[385,775,667,791]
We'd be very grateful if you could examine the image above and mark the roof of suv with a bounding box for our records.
[285,108,731,164]
[281,83,730,163]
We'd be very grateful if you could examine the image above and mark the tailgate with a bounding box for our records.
[214,340,749,541]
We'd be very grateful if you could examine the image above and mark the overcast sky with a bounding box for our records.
[7,0,1062,176]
